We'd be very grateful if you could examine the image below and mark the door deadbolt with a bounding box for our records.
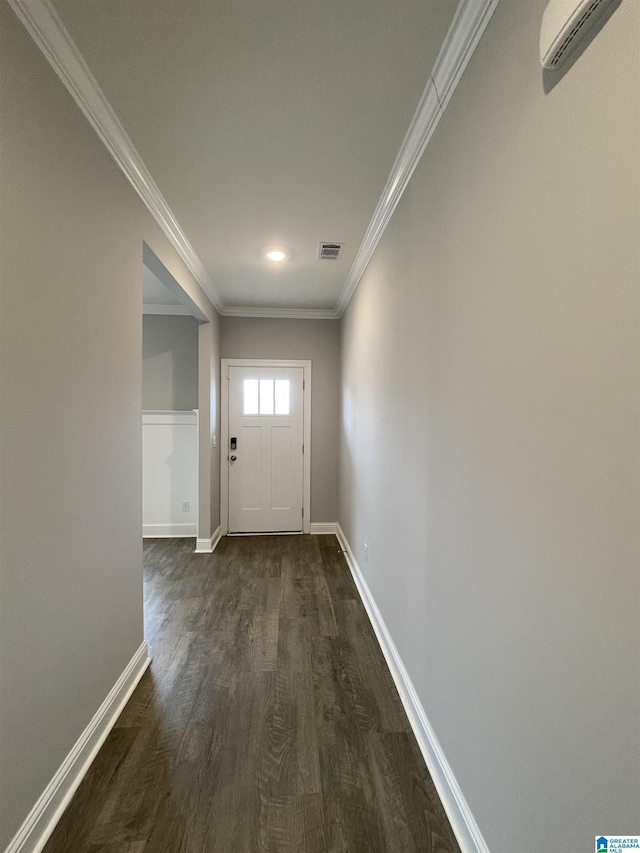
[230,455,237,462]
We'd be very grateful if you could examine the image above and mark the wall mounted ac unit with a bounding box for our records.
[540,0,616,68]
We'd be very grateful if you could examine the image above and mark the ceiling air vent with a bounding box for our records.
[317,242,343,261]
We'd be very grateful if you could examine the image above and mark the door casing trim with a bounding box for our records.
[220,359,312,535]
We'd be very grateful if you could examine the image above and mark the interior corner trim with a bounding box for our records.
[7,0,225,314]
[195,526,223,554]
[334,0,501,318]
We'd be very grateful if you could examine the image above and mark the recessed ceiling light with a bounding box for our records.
[265,248,288,262]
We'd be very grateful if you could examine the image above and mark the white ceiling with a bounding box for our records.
[52,0,458,311]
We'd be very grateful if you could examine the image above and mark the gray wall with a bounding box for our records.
[221,317,339,523]
[0,5,220,847]
[339,3,639,852]
[142,314,199,411]
[199,314,221,542]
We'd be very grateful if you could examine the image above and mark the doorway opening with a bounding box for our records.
[141,243,210,548]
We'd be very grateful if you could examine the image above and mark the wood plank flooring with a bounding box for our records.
[43,535,460,853]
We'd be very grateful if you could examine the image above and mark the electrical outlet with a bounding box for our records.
[364,543,368,563]
[182,501,191,513]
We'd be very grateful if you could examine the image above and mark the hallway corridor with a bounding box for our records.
[43,535,460,853]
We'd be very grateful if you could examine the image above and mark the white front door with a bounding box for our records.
[227,365,304,533]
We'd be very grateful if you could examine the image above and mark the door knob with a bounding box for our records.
[230,455,237,462]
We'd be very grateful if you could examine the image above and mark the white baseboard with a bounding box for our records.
[6,642,150,853]
[143,523,197,538]
[194,525,222,554]
[335,525,490,853]
[309,522,338,535]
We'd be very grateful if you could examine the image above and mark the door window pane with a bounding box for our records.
[275,380,290,415]
[259,379,274,415]
[245,377,291,415]
[244,379,259,415]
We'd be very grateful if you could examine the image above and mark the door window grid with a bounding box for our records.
[244,379,290,416]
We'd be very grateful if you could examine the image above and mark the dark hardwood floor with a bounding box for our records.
[43,534,460,853]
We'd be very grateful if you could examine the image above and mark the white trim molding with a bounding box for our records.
[7,0,223,313]
[195,525,222,554]
[142,410,198,426]
[309,522,338,535]
[431,0,501,113]
[143,304,195,316]
[143,523,197,538]
[5,642,150,853]
[335,0,500,316]
[220,359,312,536]
[335,525,490,853]
[222,306,339,321]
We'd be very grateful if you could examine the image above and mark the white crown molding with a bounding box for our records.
[335,0,501,317]
[5,642,150,853]
[431,0,501,112]
[222,306,339,320]
[143,303,195,316]
[7,0,224,314]
[334,78,441,318]
[335,526,490,853]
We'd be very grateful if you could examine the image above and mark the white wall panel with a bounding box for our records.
[142,412,198,537]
